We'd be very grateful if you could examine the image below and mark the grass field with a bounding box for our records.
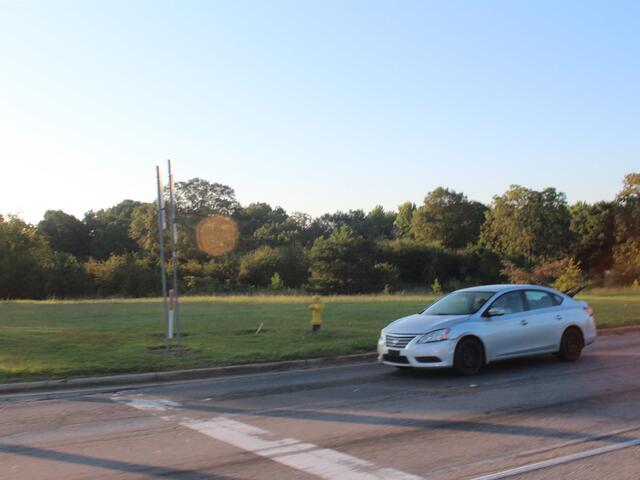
[1,290,639,382]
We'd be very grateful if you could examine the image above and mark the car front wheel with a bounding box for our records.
[453,337,484,376]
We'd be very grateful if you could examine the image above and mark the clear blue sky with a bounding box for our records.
[1,0,638,223]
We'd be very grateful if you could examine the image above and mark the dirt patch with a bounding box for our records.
[234,328,271,335]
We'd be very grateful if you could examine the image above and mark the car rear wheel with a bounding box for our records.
[558,328,584,362]
[454,338,484,376]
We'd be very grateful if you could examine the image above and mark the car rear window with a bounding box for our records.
[524,290,556,310]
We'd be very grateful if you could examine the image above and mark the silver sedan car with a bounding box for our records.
[378,284,597,375]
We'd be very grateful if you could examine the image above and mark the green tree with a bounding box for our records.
[364,206,396,240]
[166,179,242,259]
[238,246,282,287]
[238,203,287,234]
[254,219,304,247]
[457,245,503,286]
[46,252,91,297]
[614,173,640,241]
[238,246,308,288]
[179,257,240,293]
[86,253,157,296]
[315,210,368,238]
[480,186,571,264]
[129,202,163,254]
[379,239,442,285]
[569,201,615,276]
[610,173,640,285]
[610,241,640,285]
[38,210,89,258]
[0,215,53,298]
[84,200,142,259]
[309,226,387,293]
[236,203,294,250]
[393,202,415,238]
[314,208,395,241]
[411,187,487,249]
[173,178,240,216]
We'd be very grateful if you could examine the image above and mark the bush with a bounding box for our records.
[309,226,387,294]
[238,246,307,288]
[378,241,502,290]
[0,215,52,299]
[270,272,283,290]
[378,239,444,285]
[609,239,640,286]
[46,252,92,297]
[552,259,587,292]
[86,254,157,296]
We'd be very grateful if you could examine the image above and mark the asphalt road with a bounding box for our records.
[2,333,640,480]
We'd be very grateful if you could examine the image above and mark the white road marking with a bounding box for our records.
[182,416,423,480]
[115,395,422,480]
[118,398,182,411]
[425,423,640,478]
[471,436,640,480]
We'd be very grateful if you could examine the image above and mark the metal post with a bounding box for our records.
[167,159,181,352]
[155,166,170,350]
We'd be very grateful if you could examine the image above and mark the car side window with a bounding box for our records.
[524,290,555,310]
[490,291,525,314]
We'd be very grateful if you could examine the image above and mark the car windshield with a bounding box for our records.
[422,291,495,315]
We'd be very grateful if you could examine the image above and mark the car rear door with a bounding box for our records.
[522,290,565,353]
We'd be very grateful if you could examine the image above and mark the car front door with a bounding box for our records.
[481,290,531,359]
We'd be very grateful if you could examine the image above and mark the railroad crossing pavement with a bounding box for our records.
[1,333,640,479]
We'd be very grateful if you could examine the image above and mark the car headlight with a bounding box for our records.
[417,328,450,344]
[378,332,385,343]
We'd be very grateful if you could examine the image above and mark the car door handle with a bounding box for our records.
[556,315,563,321]
[520,319,528,326]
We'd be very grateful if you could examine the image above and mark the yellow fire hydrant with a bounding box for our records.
[310,296,325,332]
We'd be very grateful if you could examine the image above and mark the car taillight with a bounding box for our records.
[583,306,593,317]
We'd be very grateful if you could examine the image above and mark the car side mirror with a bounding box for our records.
[486,307,505,318]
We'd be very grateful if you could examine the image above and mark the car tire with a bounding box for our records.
[558,328,583,362]
[453,337,484,376]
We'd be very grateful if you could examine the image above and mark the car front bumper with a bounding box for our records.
[377,337,456,368]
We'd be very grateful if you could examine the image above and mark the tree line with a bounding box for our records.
[1,173,638,298]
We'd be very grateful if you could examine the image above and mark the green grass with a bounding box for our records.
[577,289,640,328]
[1,290,638,382]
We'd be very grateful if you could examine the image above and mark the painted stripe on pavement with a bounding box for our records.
[182,416,423,480]
[471,436,640,480]
[118,398,182,411]
[117,396,422,480]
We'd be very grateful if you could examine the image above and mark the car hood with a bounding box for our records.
[383,313,469,334]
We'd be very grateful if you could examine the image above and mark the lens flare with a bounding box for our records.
[196,215,239,256]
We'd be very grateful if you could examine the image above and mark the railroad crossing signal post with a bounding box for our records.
[155,166,170,349]
[168,289,175,339]
[155,161,180,351]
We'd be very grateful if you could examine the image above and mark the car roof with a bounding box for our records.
[455,284,561,294]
